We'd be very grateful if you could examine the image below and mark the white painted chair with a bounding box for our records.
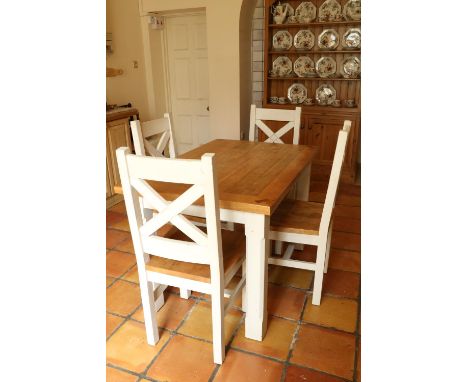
[130,113,176,159]
[269,120,352,305]
[116,148,246,364]
[249,104,301,144]
[249,104,302,255]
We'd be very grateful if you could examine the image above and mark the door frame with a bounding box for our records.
[139,9,207,121]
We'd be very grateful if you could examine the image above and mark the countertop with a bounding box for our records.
[106,107,139,122]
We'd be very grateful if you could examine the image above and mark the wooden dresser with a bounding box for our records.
[106,108,138,207]
[263,0,360,183]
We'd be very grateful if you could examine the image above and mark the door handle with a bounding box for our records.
[206,106,210,111]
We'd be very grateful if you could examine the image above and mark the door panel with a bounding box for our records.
[166,14,210,154]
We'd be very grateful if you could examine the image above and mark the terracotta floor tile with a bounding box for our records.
[107,313,124,338]
[108,201,127,215]
[285,365,343,382]
[146,335,215,381]
[107,229,131,250]
[107,211,127,227]
[121,266,139,283]
[106,251,136,278]
[107,277,116,287]
[291,246,317,262]
[110,218,130,232]
[328,249,360,273]
[323,269,360,300]
[291,325,355,380]
[114,237,135,254]
[214,349,283,382]
[333,216,361,234]
[331,232,360,252]
[106,366,138,382]
[334,205,360,219]
[269,264,313,289]
[106,320,170,373]
[302,296,358,333]
[107,280,141,316]
[268,284,306,320]
[356,337,361,382]
[231,316,296,360]
[132,292,194,330]
[178,301,242,342]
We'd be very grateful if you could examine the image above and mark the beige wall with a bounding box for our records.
[141,0,256,140]
[106,0,150,120]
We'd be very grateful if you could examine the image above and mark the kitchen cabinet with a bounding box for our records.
[106,108,137,207]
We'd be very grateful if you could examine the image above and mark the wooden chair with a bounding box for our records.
[249,104,302,255]
[116,148,246,364]
[269,120,352,305]
[130,113,176,159]
[249,104,301,144]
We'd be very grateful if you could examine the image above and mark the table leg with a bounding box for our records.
[296,163,311,201]
[244,212,269,341]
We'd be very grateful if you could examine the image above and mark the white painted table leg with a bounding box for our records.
[179,288,191,299]
[295,163,311,251]
[244,213,269,341]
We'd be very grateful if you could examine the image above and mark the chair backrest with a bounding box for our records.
[130,113,177,158]
[116,147,223,277]
[320,120,352,235]
[249,105,301,144]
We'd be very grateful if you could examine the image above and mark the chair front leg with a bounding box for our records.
[274,240,283,255]
[241,261,247,313]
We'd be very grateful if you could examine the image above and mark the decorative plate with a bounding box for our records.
[294,30,314,50]
[343,28,361,49]
[342,56,361,78]
[316,56,337,78]
[316,84,336,105]
[318,0,342,21]
[343,0,361,21]
[295,2,317,23]
[273,30,293,50]
[272,56,293,77]
[294,56,316,77]
[288,83,308,104]
[318,29,339,50]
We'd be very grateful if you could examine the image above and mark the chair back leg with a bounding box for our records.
[140,279,160,344]
[323,221,333,274]
[211,283,226,364]
[311,238,327,306]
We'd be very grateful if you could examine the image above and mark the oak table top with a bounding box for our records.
[115,139,317,216]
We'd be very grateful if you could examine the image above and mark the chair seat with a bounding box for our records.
[145,228,245,283]
[271,200,324,235]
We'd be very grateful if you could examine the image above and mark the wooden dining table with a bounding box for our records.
[115,139,317,341]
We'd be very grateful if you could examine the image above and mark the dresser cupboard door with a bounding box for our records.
[106,118,132,188]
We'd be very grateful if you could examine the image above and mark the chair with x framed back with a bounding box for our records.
[268,120,352,305]
[130,113,176,159]
[249,104,302,255]
[130,113,233,301]
[116,148,246,364]
[249,104,301,144]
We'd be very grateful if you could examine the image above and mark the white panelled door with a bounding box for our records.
[166,14,210,155]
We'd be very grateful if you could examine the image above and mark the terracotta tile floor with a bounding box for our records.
[106,182,361,382]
